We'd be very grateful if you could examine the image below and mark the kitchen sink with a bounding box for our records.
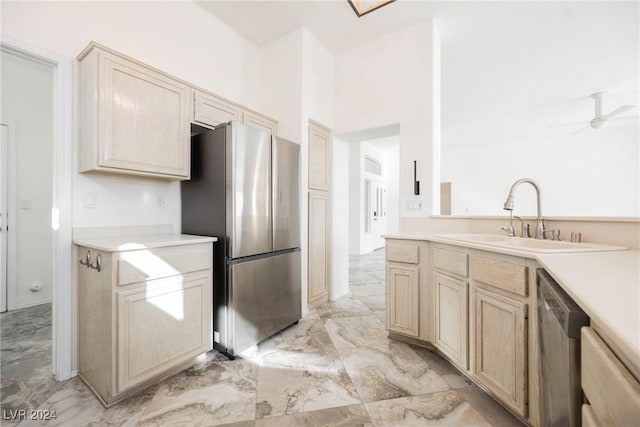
[438,234,627,253]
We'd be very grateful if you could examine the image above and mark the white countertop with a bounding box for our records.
[73,233,217,252]
[385,232,640,373]
[536,250,640,373]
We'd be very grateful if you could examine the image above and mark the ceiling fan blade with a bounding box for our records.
[572,125,591,135]
[549,121,590,128]
[610,114,639,122]
[603,105,635,120]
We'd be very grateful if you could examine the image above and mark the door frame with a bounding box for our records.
[1,35,74,381]
[0,124,8,313]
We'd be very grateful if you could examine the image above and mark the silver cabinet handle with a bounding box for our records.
[79,250,101,272]
[93,253,101,272]
[79,250,91,267]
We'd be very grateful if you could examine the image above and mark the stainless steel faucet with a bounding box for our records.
[503,178,546,239]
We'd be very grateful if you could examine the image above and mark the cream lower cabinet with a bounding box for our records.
[434,273,468,369]
[78,242,213,406]
[581,327,640,426]
[308,189,330,308]
[385,241,422,338]
[473,286,528,417]
[116,273,210,393]
[386,264,419,337]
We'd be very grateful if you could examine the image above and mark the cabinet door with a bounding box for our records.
[308,122,331,191]
[99,53,190,178]
[242,110,278,135]
[473,287,528,417]
[308,190,330,308]
[193,90,242,128]
[386,264,419,337]
[117,273,211,393]
[434,273,468,369]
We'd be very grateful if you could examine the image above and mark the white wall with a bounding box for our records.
[384,141,400,234]
[348,142,362,255]
[2,1,261,232]
[1,50,54,308]
[335,20,440,222]
[332,137,349,301]
[441,125,640,217]
[258,28,336,307]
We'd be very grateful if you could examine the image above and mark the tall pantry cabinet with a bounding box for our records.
[307,121,332,309]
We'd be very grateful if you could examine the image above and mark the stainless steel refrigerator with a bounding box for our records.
[181,122,301,356]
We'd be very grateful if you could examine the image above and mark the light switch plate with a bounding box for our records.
[83,192,97,209]
[20,200,32,210]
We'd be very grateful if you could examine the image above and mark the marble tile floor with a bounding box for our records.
[1,303,69,422]
[5,249,524,426]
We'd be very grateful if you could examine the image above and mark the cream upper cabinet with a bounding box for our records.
[473,286,528,417]
[434,273,468,369]
[308,121,331,191]
[193,89,242,129]
[77,241,213,406]
[308,189,330,308]
[243,110,278,135]
[78,43,190,180]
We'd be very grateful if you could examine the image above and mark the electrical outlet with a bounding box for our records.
[20,200,32,210]
[156,194,166,209]
[83,192,97,209]
[406,199,424,211]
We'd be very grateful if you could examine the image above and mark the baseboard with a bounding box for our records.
[14,298,53,310]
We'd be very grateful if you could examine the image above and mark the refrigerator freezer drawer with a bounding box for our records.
[228,251,301,355]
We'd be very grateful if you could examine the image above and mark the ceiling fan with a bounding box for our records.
[552,92,637,133]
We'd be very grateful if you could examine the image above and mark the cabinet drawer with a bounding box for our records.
[117,272,211,393]
[470,255,528,297]
[387,243,419,264]
[433,247,468,277]
[117,243,211,286]
[193,90,242,128]
[581,327,640,427]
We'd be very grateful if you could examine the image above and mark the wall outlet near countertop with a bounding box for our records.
[406,198,424,212]
[155,194,166,209]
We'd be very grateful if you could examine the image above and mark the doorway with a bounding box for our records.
[1,125,7,312]
[347,134,400,256]
[0,34,75,398]
[1,46,58,412]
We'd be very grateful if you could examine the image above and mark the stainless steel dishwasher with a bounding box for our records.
[537,269,589,427]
